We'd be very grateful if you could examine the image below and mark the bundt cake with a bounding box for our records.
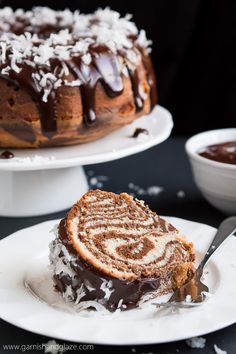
[0,7,157,148]
[49,190,195,312]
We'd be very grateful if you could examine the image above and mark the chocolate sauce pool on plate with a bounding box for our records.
[199,141,236,165]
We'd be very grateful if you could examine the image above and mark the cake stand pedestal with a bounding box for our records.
[0,105,173,217]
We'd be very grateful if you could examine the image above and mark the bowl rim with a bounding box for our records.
[185,128,236,171]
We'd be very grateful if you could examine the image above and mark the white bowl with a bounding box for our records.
[185,128,236,215]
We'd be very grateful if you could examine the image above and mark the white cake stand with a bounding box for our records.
[0,105,173,217]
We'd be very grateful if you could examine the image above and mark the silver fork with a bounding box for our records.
[153,216,236,309]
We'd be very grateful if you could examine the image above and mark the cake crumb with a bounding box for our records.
[214,344,227,354]
[186,336,206,348]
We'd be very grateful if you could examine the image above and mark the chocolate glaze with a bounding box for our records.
[55,218,161,312]
[141,53,158,107]
[131,127,149,138]
[0,150,14,159]
[128,68,144,111]
[1,27,157,139]
[199,141,236,165]
[67,48,123,126]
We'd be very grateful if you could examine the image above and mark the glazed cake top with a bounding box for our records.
[0,7,152,102]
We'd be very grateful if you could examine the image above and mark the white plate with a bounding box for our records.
[0,105,173,171]
[0,217,235,345]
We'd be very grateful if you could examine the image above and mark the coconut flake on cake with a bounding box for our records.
[0,7,152,102]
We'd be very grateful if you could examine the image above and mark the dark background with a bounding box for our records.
[1,0,235,135]
[0,3,235,352]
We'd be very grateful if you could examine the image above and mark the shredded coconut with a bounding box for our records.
[185,295,192,303]
[50,223,59,237]
[0,7,152,102]
[44,339,66,354]
[201,291,213,301]
[74,300,108,313]
[147,186,164,196]
[90,177,99,186]
[74,284,86,304]
[49,240,77,285]
[186,337,206,349]
[177,190,185,198]
[87,174,109,189]
[100,279,114,300]
[49,238,120,311]
[117,298,123,308]
[7,155,56,164]
[128,183,164,198]
[84,281,96,292]
[214,344,227,354]
[63,285,74,302]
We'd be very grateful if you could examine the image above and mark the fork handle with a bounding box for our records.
[197,216,236,274]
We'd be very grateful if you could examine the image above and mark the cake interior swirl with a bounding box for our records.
[0,7,157,148]
[49,190,195,312]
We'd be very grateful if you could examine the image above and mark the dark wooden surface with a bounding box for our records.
[0,137,235,353]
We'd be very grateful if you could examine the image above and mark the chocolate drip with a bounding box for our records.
[2,49,125,131]
[1,39,156,139]
[93,49,123,96]
[128,68,144,112]
[0,150,14,159]
[141,53,158,108]
[1,65,57,138]
[67,58,100,125]
[56,218,161,311]
[39,92,57,136]
[131,127,149,138]
[68,48,123,125]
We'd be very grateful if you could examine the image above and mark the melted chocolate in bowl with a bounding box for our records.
[199,141,236,165]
